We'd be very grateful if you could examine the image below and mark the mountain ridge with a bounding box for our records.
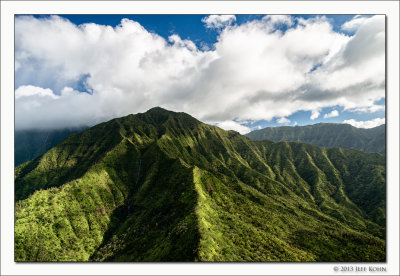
[246,123,385,154]
[15,107,386,262]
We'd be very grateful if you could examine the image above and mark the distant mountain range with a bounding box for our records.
[246,123,385,154]
[15,128,87,166]
[15,108,385,262]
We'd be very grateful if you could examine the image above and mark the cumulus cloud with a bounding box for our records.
[277,117,290,124]
[343,118,385,128]
[323,110,339,118]
[202,15,236,29]
[310,110,320,120]
[15,15,385,130]
[215,120,251,134]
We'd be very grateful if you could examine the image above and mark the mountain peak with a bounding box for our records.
[134,106,176,126]
[135,107,200,128]
[145,106,172,114]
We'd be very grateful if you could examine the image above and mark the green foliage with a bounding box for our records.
[246,123,385,154]
[15,107,386,262]
[15,169,116,261]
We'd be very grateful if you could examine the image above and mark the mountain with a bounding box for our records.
[246,123,385,154]
[15,128,87,166]
[15,107,385,262]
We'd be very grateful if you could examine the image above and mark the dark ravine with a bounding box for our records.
[15,127,88,166]
[246,123,385,154]
[15,107,385,262]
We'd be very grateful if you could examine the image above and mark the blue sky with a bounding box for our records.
[244,104,385,129]
[15,14,385,132]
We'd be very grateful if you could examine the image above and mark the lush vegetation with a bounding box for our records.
[15,128,87,166]
[15,107,386,262]
[246,123,385,154]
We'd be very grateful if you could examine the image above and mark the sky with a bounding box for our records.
[15,14,385,133]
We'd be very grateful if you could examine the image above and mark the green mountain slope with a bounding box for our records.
[15,107,386,262]
[15,128,87,166]
[246,123,385,154]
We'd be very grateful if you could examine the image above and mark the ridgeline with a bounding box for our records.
[246,123,385,154]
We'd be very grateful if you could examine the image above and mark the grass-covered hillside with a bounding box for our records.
[246,123,385,154]
[15,107,386,262]
[15,127,87,166]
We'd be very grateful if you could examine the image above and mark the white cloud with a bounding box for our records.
[310,110,320,120]
[349,104,385,113]
[311,16,385,92]
[262,15,294,28]
[277,117,290,124]
[202,15,236,29]
[15,85,58,99]
[15,15,385,130]
[323,110,339,118]
[343,118,385,128]
[15,85,97,129]
[341,15,369,32]
[215,120,251,134]
[168,34,197,51]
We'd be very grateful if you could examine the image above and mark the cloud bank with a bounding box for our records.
[15,15,385,130]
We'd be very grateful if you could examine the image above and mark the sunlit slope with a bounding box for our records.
[15,107,385,262]
[246,123,385,154]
